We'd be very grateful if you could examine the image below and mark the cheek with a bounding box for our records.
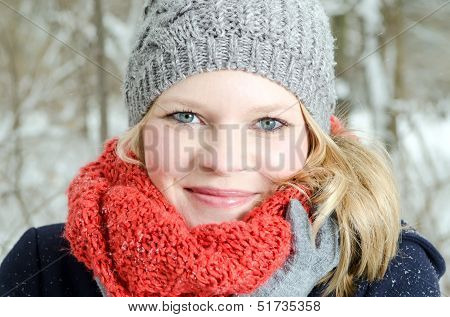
[256,127,309,181]
[142,123,195,180]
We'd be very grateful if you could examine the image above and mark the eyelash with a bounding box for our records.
[165,107,200,125]
[164,107,289,133]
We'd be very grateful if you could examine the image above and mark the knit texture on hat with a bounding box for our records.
[124,0,337,134]
[63,137,313,297]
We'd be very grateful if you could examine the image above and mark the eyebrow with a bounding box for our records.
[157,96,297,116]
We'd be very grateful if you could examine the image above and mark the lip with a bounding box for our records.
[184,186,259,208]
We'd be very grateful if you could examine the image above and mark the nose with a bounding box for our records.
[196,123,254,175]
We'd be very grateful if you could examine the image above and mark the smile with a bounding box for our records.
[184,187,259,209]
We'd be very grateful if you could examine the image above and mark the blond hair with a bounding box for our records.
[116,100,402,297]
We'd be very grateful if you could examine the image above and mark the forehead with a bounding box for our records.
[155,69,302,118]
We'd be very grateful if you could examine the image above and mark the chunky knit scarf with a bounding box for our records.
[63,137,313,297]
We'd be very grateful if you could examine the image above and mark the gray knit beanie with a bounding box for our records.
[124,0,337,134]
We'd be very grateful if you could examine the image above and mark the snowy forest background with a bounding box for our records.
[1,0,449,295]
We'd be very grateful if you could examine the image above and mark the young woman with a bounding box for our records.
[0,0,446,297]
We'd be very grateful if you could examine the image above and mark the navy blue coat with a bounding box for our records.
[0,220,446,297]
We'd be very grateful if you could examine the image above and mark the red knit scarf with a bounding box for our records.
[63,137,313,297]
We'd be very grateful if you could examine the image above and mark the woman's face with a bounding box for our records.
[142,70,309,227]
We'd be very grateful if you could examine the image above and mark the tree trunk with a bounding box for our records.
[94,0,108,142]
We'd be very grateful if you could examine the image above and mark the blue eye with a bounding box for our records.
[171,111,201,124]
[256,117,286,132]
